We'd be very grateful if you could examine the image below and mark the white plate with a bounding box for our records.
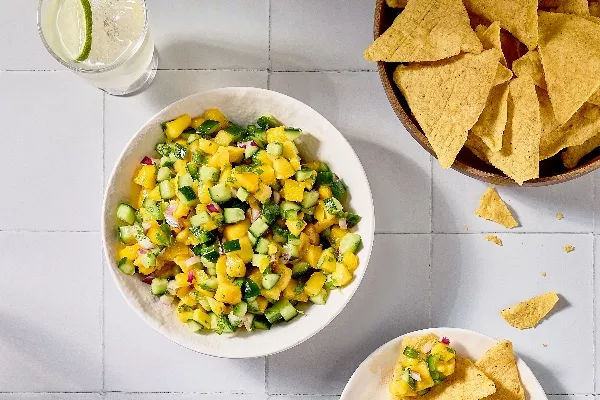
[341,327,547,400]
[102,87,375,358]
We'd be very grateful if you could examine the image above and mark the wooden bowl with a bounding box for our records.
[373,0,600,186]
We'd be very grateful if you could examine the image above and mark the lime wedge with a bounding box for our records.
[56,0,92,62]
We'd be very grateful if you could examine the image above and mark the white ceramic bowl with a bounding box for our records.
[102,87,375,358]
[341,327,546,400]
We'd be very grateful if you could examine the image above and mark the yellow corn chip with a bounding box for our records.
[540,102,600,160]
[475,187,519,229]
[475,340,525,400]
[386,0,408,7]
[537,87,561,141]
[555,0,590,15]
[591,2,600,17]
[538,12,600,124]
[463,0,538,50]
[589,92,600,107]
[494,64,513,86]
[421,357,496,400]
[564,245,575,253]
[466,77,541,185]
[500,292,560,329]
[485,235,503,246]
[394,49,500,168]
[470,82,510,151]
[475,22,506,65]
[557,212,564,220]
[561,130,600,168]
[364,0,483,62]
[512,50,547,89]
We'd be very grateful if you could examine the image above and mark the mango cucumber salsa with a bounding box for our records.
[115,109,363,334]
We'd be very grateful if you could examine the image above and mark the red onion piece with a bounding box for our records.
[282,252,291,262]
[338,218,347,230]
[410,371,421,381]
[138,248,147,255]
[165,201,177,217]
[142,222,151,232]
[141,276,154,284]
[273,191,281,204]
[237,140,259,149]
[187,270,195,283]
[138,238,155,250]
[207,203,221,213]
[251,208,261,223]
[141,156,154,165]
[421,341,433,354]
[231,187,238,196]
[441,337,450,345]
[185,256,201,267]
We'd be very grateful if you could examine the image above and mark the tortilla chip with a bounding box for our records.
[512,50,547,89]
[485,235,503,246]
[494,64,513,86]
[588,92,600,107]
[554,0,590,15]
[471,82,510,151]
[386,0,408,7]
[421,357,496,400]
[500,292,560,329]
[540,102,600,160]
[475,187,519,228]
[466,77,541,185]
[475,340,525,400]
[394,49,500,168]
[561,130,600,168]
[364,0,483,62]
[537,87,561,141]
[463,0,538,50]
[538,12,600,124]
[591,2,600,17]
[476,22,506,65]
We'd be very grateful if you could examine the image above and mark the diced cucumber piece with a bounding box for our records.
[228,301,248,327]
[191,151,207,165]
[198,278,218,291]
[142,199,164,220]
[186,162,200,180]
[159,156,175,167]
[262,273,280,290]
[178,173,194,188]
[284,128,302,141]
[215,314,236,334]
[196,120,220,136]
[257,114,282,129]
[178,186,197,203]
[309,288,329,305]
[339,233,362,254]
[249,217,269,238]
[187,319,203,332]
[117,257,136,275]
[283,209,298,220]
[236,187,250,201]
[241,279,260,301]
[138,252,157,269]
[199,166,220,183]
[331,179,347,199]
[225,125,246,142]
[261,203,280,224]
[255,237,270,254]
[187,133,200,144]
[250,129,267,148]
[209,183,232,203]
[118,226,137,245]
[345,212,362,228]
[266,142,283,156]
[117,204,136,224]
[190,211,211,227]
[151,278,168,295]
[264,302,283,323]
[198,297,211,311]
[316,171,334,185]
[246,232,256,247]
[301,190,319,209]
[295,168,314,182]
[159,180,176,199]
[209,312,218,330]
[287,235,301,246]
[245,144,259,159]
[283,242,299,260]
[271,225,288,244]
[190,227,215,244]
[224,208,245,224]
[223,239,241,253]
[291,261,310,278]
[202,258,217,276]
[323,197,344,216]
[280,201,301,213]
[156,166,172,182]
[252,315,272,330]
[173,143,187,160]
[278,299,298,321]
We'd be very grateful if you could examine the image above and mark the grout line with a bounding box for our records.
[376,231,595,235]
[593,232,597,394]
[0,68,378,73]
[0,69,62,72]
[428,155,434,328]
[101,92,106,394]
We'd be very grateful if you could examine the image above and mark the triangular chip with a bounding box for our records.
[466,77,541,185]
[476,22,506,65]
[386,0,408,7]
[471,82,510,151]
[512,50,547,89]
[501,292,560,329]
[555,0,590,15]
[494,64,513,86]
[463,0,538,49]
[537,87,561,144]
[364,0,483,62]
[476,341,525,400]
[475,187,519,228]
[393,49,500,168]
[538,12,600,124]
[421,357,496,400]
[562,130,600,168]
[540,102,600,160]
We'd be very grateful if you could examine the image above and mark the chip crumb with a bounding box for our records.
[464,225,469,231]
[564,245,575,253]
[556,212,564,220]
[541,272,547,277]
[475,187,519,228]
[543,344,548,348]
[501,292,560,329]
[485,235,503,246]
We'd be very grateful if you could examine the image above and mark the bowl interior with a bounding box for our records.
[374,0,600,186]
[102,87,375,358]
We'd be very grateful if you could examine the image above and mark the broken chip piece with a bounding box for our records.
[475,187,519,229]
[500,292,560,329]
[485,235,503,246]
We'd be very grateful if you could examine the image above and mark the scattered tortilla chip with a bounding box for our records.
[564,245,575,253]
[394,49,500,168]
[364,0,483,62]
[466,77,541,184]
[512,50,547,89]
[475,187,519,228]
[500,292,560,329]
[463,0,538,49]
[485,235,503,246]
[475,340,525,400]
[386,0,408,7]
[591,2,600,17]
[555,0,590,15]
[471,82,510,151]
[556,212,564,220]
[538,12,600,124]
[421,357,496,400]
[476,22,506,65]
[540,102,600,160]
[561,130,600,168]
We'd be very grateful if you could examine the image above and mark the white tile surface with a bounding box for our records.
[103,263,265,393]
[267,234,431,395]
[0,72,103,231]
[147,0,269,70]
[431,233,594,394]
[270,0,376,71]
[270,72,432,233]
[0,396,100,400]
[105,395,267,400]
[0,0,62,70]
[433,163,594,233]
[104,70,268,178]
[269,397,340,400]
[0,232,102,392]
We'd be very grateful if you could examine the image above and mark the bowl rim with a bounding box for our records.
[373,0,600,187]
[101,86,375,358]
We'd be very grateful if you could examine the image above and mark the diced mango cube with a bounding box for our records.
[317,248,337,273]
[282,141,298,160]
[304,245,322,268]
[207,297,228,315]
[304,272,327,296]
[173,202,190,219]
[148,186,161,201]
[203,108,229,129]
[236,172,260,193]
[118,244,141,261]
[190,116,205,129]
[192,308,211,328]
[273,158,296,179]
[286,219,307,236]
[253,296,269,314]
[282,179,305,202]
[208,146,230,168]
[341,251,359,272]
[223,219,251,241]
[225,254,246,277]
[266,126,288,143]
[282,278,309,302]
[258,165,276,186]
[214,130,234,146]
[318,185,333,199]
[215,282,242,304]
[164,114,191,140]
[227,146,245,163]
[254,184,272,203]
[332,263,353,287]
[134,165,156,189]
[197,138,219,155]
[173,159,187,173]
[234,235,254,263]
